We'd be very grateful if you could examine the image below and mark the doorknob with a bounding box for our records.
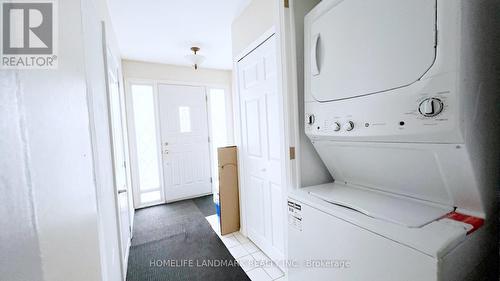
[118,189,127,194]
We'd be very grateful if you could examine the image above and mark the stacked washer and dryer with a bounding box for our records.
[288,0,498,280]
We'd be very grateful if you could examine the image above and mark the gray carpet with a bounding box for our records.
[193,195,217,217]
[126,196,250,281]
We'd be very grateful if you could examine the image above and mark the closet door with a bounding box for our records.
[238,34,285,261]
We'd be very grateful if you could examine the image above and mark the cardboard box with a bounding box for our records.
[217,146,240,235]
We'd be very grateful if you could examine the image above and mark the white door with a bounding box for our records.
[238,35,285,261]
[158,84,212,202]
[104,46,131,271]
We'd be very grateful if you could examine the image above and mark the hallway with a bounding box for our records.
[126,196,250,281]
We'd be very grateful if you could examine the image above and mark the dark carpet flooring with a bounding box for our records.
[126,195,250,281]
[192,195,217,217]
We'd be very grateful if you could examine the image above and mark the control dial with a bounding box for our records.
[306,114,315,125]
[419,98,444,117]
[344,121,354,131]
[333,122,341,132]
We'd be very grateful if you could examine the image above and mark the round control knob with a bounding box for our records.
[419,98,444,117]
[333,122,341,132]
[344,121,354,131]
[306,114,315,125]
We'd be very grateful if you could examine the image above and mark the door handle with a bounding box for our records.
[311,33,320,76]
[118,189,127,194]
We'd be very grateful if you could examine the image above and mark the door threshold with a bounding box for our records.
[165,192,213,204]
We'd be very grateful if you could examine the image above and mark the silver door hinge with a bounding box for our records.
[210,177,213,183]
[289,147,296,160]
[208,136,211,143]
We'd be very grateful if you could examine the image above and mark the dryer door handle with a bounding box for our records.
[311,33,320,76]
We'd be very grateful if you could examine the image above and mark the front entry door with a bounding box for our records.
[158,84,212,202]
[237,34,285,262]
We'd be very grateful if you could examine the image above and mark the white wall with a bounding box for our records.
[0,72,44,281]
[122,59,232,86]
[231,0,277,58]
[0,0,125,280]
[459,0,500,219]
[1,0,104,280]
[289,0,332,187]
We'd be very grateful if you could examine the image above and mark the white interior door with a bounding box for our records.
[238,35,285,262]
[158,84,212,202]
[104,46,131,272]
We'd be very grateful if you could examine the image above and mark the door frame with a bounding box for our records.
[101,23,132,279]
[125,78,233,208]
[233,24,291,265]
[275,2,296,272]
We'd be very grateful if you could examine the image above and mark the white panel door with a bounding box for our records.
[238,35,285,262]
[103,43,131,274]
[158,84,212,202]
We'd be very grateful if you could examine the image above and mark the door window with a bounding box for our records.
[178,106,192,133]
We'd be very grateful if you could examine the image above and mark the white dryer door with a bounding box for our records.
[308,0,436,102]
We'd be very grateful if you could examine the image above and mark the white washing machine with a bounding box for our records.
[288,0,497,280]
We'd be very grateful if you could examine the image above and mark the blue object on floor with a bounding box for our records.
[215,202,221,218]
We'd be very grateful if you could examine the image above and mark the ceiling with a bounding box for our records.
[107,0,250,70]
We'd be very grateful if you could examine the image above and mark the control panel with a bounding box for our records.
[304,81,461,143]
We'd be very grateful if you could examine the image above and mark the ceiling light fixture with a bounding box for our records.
[186,46,205,70]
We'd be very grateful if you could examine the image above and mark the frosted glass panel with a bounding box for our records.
[209,89,228,147]
[209,89,228,193]
[131,85,161,192]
